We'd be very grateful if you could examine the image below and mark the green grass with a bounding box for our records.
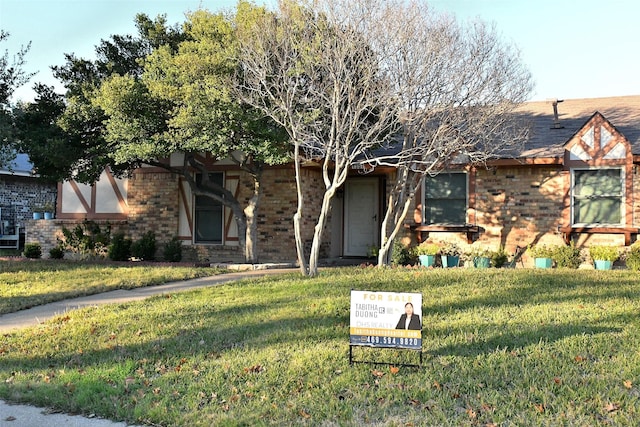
[1,267,640,426]
[0,260,222,314]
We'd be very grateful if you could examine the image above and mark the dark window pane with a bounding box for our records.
[574,197,621,224]
[424,173,467,224]
[195,172,224,243]
[572,169,622,225]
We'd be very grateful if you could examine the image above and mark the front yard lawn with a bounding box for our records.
[1,267,639,425]
[0,260,221,314]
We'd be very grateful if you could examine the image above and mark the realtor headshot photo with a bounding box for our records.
[395,302,421,330]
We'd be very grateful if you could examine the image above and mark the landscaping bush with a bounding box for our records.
[60,220,111,258]
[391,240,414,266]
[23,242,42,259]
[552,242,583,269]
[131,231,156,261]
[49,246,65,259]
[163,236,183,262]
[491,246,509,268]
[625,243,640,270]
[108,232,132,261]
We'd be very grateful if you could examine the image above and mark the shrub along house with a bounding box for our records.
[26,95,640,265]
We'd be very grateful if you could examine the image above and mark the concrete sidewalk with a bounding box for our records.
[0,266,300,426]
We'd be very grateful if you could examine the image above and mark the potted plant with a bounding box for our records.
[467,245,492,268]
[415,242,439,267]
[528,244,555,268]
[440,241,461,268]
[42,202,55,220]
[589,245,619,270]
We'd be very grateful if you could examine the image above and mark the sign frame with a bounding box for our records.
[349,290,423,367]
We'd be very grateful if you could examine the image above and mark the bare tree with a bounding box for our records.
[237,0,532,273]
[236,0,398,276]
[351,0,533,265]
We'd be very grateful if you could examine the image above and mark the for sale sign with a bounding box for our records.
[349,290,422,350]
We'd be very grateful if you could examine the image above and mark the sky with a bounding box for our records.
[1,0,639,103]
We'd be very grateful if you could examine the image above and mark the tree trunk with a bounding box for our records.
[378,194,413,267]
[293,140,309,275]
[377,165,415,267]
[243,170,263,264]
[308,187,335,277]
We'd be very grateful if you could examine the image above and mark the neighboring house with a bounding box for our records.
[0,153,57,250]
[27,95,640,264]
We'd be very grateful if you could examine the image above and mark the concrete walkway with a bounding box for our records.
[0,266,300,426]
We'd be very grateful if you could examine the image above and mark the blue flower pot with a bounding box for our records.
[418,255,436,267]
[44,212,54,220]
[473,256,491,268]
[594,260,613,270]
[534,257,553,269]
[32,212,43,220]
[441,255,459,268]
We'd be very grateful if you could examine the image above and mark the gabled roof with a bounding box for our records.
[516,95,640,158]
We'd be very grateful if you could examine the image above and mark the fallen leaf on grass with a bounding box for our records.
[244,364,264,374]
[390,366,400,374]
[371,369,384,378]
[533,403,545,413]
[466,407,477,419]
[554,377,562,384]
[624,380,633,389]
[574,355,586,362]
[604,402,620,413]
[299,409,311,419]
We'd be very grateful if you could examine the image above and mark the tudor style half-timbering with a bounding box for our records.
[560,112,636,245]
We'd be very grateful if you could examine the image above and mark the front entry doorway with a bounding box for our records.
[343,178,379,257]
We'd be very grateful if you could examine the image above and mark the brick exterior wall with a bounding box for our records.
[127,170,180,241]
[190,166,329,263]
[91,166,330,264]
[406,164,637,267]
[0,175,56,233]
[474,166,567,250]
[24,160,640,265]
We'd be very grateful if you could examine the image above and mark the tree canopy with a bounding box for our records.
[0,30,33,168]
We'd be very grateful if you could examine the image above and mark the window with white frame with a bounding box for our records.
[194,172,224,244]
[422,172,468,225]
[571,168,623,225]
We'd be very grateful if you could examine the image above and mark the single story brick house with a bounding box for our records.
[27,95,640,265]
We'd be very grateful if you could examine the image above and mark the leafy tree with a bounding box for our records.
[16,15,184,183]
[0,30,33,167]
[95,5,289,263]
